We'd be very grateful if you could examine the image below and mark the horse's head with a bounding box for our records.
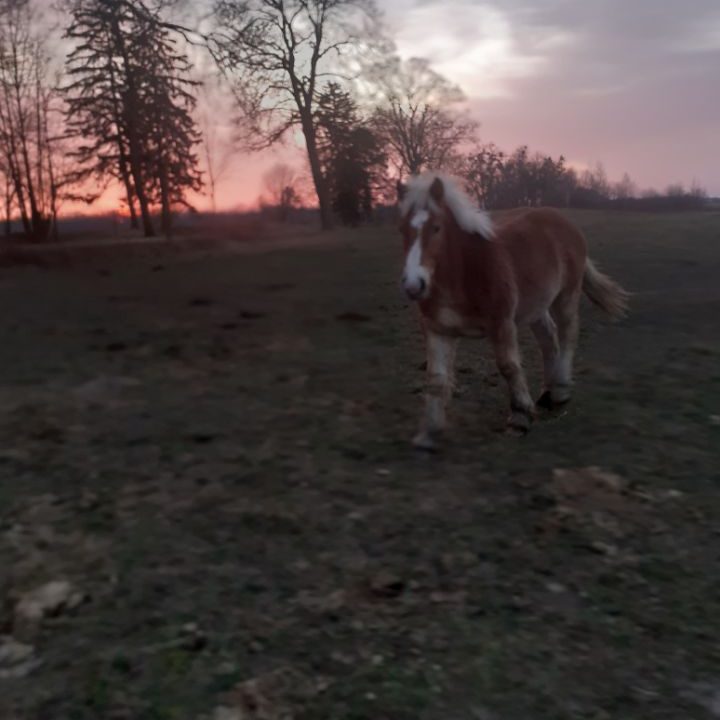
[399,177,448,301]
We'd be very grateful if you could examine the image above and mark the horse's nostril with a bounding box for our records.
[418,277,426,293]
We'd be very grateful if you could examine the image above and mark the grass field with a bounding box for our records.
[1,210,719,720]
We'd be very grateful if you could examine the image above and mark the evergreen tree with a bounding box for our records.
[315,83,385,225]
[64,0,202,236]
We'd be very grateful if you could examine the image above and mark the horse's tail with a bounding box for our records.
[583,258,629,319]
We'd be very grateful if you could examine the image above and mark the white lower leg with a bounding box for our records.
[551,350,574,403]
[414,332,457,448]
[550,300,580,405]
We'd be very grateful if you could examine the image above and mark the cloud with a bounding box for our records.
[386,0,720,192]
[388,2,556,98]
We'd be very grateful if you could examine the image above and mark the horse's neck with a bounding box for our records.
[438,229,499,295]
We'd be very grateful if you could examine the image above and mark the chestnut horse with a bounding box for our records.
[398,173,629,450]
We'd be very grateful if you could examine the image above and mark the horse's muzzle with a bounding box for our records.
[403,275,427,301]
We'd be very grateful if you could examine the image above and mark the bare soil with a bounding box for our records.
[0,211,719,719]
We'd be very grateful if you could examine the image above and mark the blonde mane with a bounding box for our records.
[400,172,495,239]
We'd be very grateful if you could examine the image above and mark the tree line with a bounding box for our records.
[0,0,711,242]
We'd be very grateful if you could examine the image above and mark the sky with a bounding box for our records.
[90,0,720,213]
[388,0,720,195]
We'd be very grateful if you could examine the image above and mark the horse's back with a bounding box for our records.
[494,207,586,268]
[493,207,587,319]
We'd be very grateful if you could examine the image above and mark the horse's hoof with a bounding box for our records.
[537,390,571,411]
[412,431,442,453]
[536,390,554,410]
[507,408,532,435]
[505,423,529,437]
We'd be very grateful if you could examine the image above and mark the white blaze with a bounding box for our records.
[410,209,430,231]
[403,210,431,296]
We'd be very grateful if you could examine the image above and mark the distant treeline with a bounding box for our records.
[457,145,710,213]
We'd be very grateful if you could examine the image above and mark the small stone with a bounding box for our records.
[369,570,405,599]
[375,468,391,477]
[430,590,467,605]
[0,637,39,679]
[546,582,567,594]
[72,376,140,404]
[0,448,30,463]
[590,541,619,557]
[78,491,101,511]
[212,707,242,720]
[15,580,85,623]
[297,589,346,615]
[179,623,207,652]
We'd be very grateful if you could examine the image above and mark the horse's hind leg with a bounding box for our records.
[549,290,581,405]
[492,320,535,433]
[531,312,560,408]
[413,331,457,451]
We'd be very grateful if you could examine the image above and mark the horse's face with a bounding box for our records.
[400,193,446,302]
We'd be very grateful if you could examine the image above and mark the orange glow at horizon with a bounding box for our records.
[64,149,309,217]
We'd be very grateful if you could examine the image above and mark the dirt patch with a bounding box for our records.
[0,214,718,719]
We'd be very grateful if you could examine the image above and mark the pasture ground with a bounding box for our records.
[0,210,719,719]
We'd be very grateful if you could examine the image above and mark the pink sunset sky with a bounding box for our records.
[89,0,720,213]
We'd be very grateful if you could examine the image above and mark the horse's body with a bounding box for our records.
[398,173,628,450]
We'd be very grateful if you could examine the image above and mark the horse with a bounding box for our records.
[397,172,629,451]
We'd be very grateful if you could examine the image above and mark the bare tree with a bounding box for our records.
[369,57,478,180]
[0,0,62,240]
[0,0,88,242]
[460,143,506,209]
[613,172,637,200]
[210,0,382,230]
[580,162,610,198]
[263,162,299,221]
[0,154,13,235]
[198,74,236,212]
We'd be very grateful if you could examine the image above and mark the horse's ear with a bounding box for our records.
[429,177,445,204]
[396,181,407,203]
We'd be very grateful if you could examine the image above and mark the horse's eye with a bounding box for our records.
[433,224,441,233]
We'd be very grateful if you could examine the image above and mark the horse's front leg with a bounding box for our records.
[492,320,535,433]
[413,331,457,451]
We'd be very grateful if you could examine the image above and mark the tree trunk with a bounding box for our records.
[46,146,59,243]
[127,190,139,229]
[3,181,11,237]
[15,91,42,240]
[35,75,47,220]
[118,150,139,229]
[3,121,31,237]
[9,162,31,237]
[107,52,140,230]
[159,155,172,237]
[129,149,155,238]
[110,12,155,238]
[300,113,333,230]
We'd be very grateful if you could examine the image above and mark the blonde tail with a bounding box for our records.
[583,259,630,319]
